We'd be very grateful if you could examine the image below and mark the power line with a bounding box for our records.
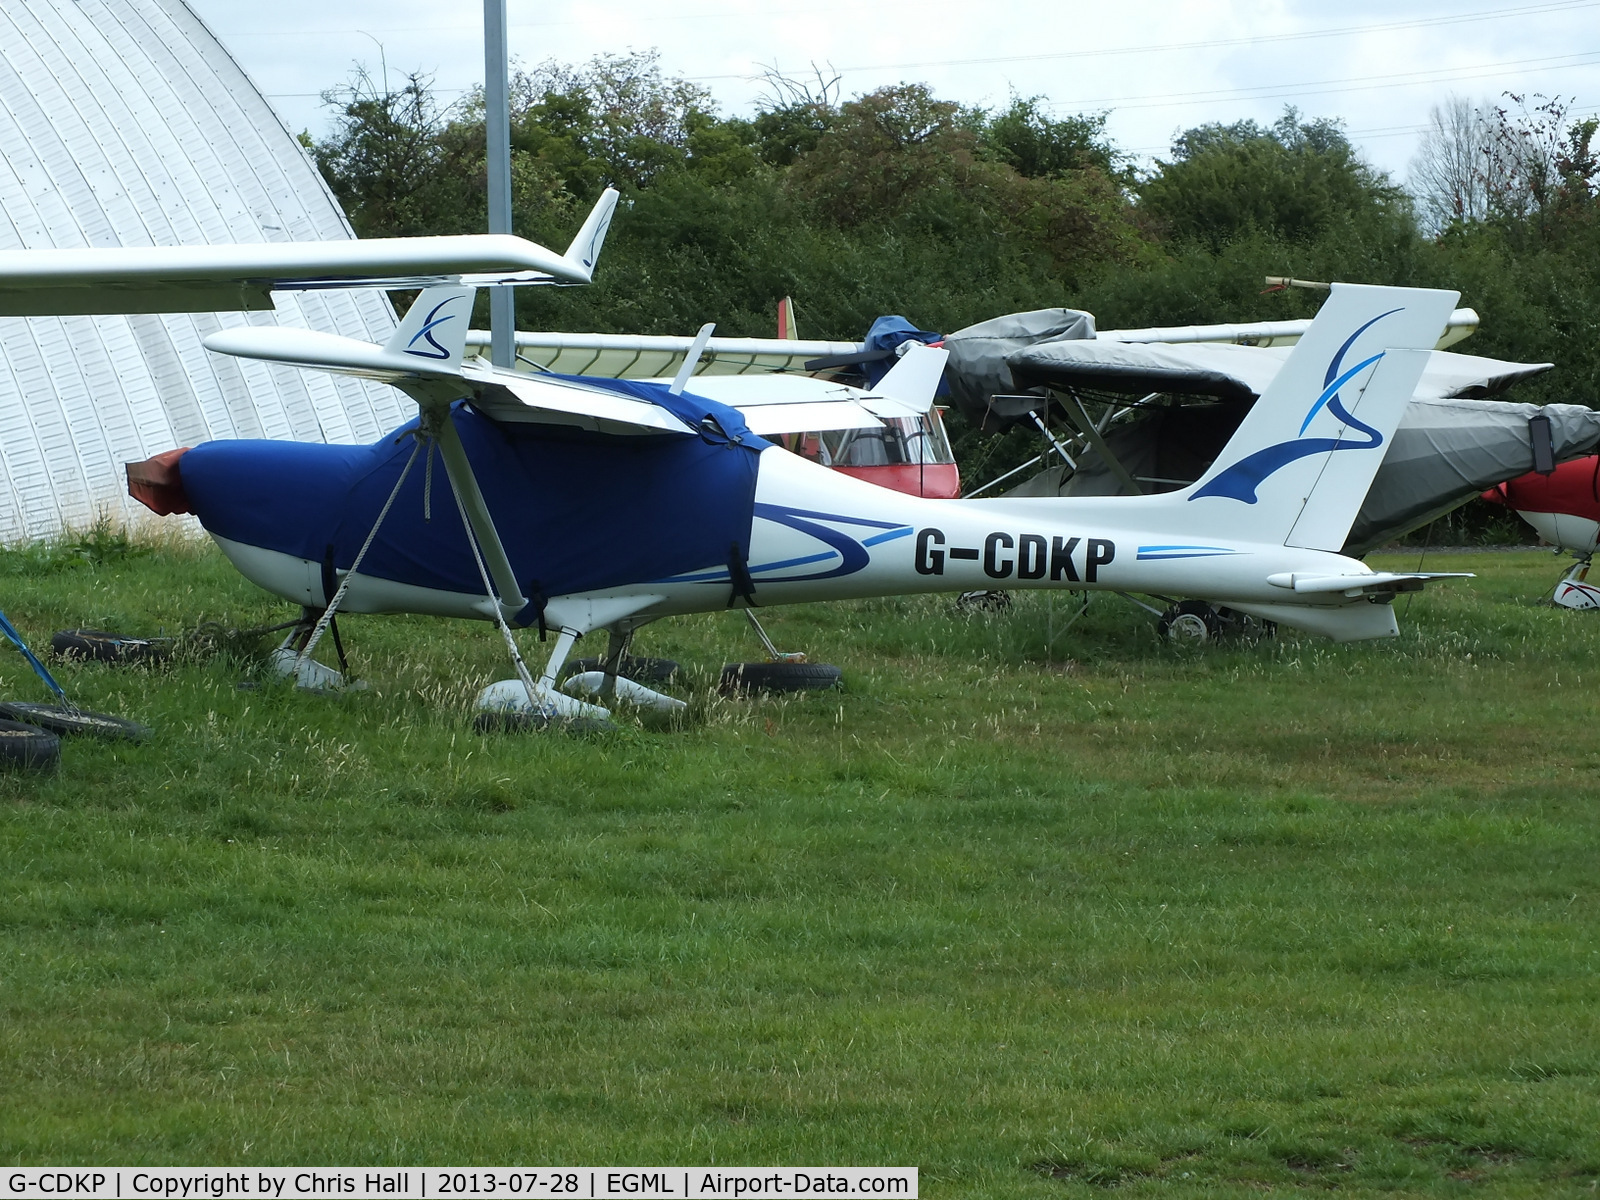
[230,0,1600,74]
[267,47,1600,109]
[1041,49,1600,114]
[1120,104,1600,156]
[688,0,1600,82]
[224,0,912,37]
[269,87,472,98]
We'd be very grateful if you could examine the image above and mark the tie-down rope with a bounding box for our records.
[293,433,424,684]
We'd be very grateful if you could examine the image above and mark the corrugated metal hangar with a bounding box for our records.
[0,0,404,542]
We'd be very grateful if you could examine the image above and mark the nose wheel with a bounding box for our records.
[1552,555,1600,609]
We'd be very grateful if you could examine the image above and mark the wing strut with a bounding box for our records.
[1056,388,1144,496]
[670,323,717,395]
[290,433,427,686]
[421,406,527,614]
[438,434,545,712]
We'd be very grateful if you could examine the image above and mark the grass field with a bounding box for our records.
[0,534,1597,1196]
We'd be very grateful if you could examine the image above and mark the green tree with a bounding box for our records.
[314,69,482,238]
[1138,108,1409,249]
[786,84,1145,284]
[747,67,841,168]
[787,84,980,226]
[980,96,1127,183]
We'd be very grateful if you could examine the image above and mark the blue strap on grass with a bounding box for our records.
[0,611,67,701]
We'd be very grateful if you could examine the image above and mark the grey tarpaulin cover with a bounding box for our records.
[1011,397,1600,553]
[941,308,1095,412]
[1006,339,1554,404]
[1346,398,1600,552]
[997,339,1594,553]
[1009,340,1280,402]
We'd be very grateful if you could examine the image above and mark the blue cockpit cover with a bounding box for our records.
[179,396,766,623]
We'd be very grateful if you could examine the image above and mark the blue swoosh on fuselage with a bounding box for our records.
[655,506,910,585]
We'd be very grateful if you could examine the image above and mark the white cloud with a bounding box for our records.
[189,0,1600,177]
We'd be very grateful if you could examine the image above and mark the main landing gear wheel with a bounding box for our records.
[0,702,150,742]
[0,719,60,771]
[564,655,680,684]
[719,661,843,695]
[955,590,1013,614]
[1157,600,1223,645]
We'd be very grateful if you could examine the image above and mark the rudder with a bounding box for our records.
[1179,284,1457,550]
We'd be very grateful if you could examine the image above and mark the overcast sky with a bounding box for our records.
[186,0,1600,180]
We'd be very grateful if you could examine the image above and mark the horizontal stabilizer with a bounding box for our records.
[871,342,948,413]
[1266,570,1473,596]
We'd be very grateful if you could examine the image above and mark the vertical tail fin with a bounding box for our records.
[1179,283,1458,550]
[384,285,477,370]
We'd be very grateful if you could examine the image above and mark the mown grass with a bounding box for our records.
[0,535,1597,1196]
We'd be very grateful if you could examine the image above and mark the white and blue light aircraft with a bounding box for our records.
[4,191,1468,723]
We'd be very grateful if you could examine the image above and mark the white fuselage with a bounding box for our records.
[211,445,1401,643]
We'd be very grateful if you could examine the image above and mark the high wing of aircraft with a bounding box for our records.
[471,304,1488,512]
[466,318,964,500]
[475,309,1482,381]
[0,189,620,314]
[1094,308,1481,350]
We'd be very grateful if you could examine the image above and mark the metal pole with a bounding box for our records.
[484,0,515,368]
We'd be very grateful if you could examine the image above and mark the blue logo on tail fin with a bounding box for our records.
[1189,308,1403,505]
[404,299,461,361]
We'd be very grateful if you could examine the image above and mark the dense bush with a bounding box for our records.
[311,58,1600,418]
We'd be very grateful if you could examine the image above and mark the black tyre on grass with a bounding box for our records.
[1216,606,1276,641]
[50,629,164,664]
[719,662,842,694]
[0,719,60,771]
[955,590,1013,614]
[0,703,149,742]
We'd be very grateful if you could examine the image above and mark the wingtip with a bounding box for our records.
[561,187,621,281]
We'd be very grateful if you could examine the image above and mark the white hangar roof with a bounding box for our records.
[0,0,404,541]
